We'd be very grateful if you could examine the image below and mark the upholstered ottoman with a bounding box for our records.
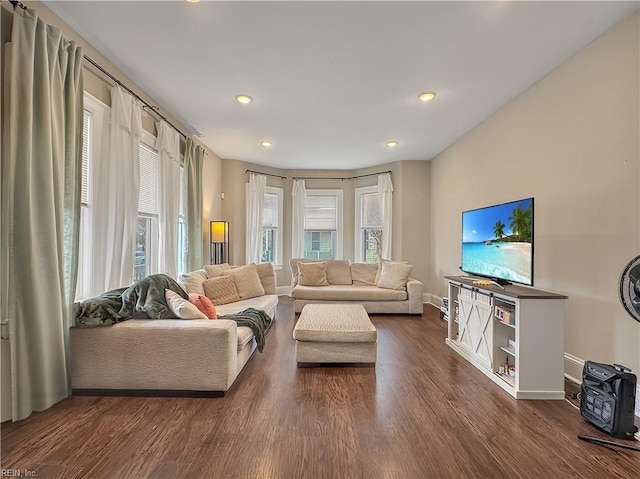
[293,304,377,365]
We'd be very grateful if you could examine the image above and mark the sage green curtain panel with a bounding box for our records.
[2,7,83,421]
[184,138,204,272]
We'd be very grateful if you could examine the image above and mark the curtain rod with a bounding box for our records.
[246,169,287,180]
[9,0,190,142]
[83,56,187,141]
[292,170,392,181]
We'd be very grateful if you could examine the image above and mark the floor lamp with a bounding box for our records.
[210,221,229,265]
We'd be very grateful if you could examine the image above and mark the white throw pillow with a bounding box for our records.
[165,289,207,319]
[376,261,413,291]
[177,269,208,295]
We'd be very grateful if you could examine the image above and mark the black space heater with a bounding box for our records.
[580,361,638,438]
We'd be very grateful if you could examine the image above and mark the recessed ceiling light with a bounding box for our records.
[418,91,436,102]
[187,0,200,3]
[235,94,253,104]
[386,140,398,148]
[261,140,272,148]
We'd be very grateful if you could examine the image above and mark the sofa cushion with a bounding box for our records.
[351,263,377,286]
[256,262,276,295]
[166,289,208,319]
[189,293,217,319]
[292,284,407,301]
[204,263,231,279]
[236,326,254,351]
[203,276,241,305]
[325,260,352,285]
[298,261,329,286]
[222,263,265,300]
[376,261,413,291]
[177,269,208,295]
[215,294,279,319]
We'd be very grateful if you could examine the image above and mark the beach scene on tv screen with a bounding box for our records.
[462,198,533,284]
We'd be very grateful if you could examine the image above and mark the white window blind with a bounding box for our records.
[361,192,382,228]
[305,195,337,230]
[81,110,91,205]
[138,143,159,216]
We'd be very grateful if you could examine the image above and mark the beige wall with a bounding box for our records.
[217,161,430,288]
[430,12,640,373]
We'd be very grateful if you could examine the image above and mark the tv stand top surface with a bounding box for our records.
[445,275,568,300]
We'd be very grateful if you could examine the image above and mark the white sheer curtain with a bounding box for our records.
[378,173,393,260]
[91,86,143,292]
[183,138,204,272]
[2,7,83,421]
[156,121,181,278]
[246,173,267,263]
[291,179,307,258]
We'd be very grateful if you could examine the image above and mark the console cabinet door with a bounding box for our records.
[456,290,474,353]
[456,288,493,369]
[471,293,493,369]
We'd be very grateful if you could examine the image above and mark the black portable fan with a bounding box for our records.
[619,255,640,323]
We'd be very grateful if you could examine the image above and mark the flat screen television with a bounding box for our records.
[461,197,534,286]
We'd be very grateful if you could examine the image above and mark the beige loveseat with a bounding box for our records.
[290,258,423,315]
[70,263,277,396]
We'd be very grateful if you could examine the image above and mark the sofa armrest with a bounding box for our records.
[406,279,424,314]
[70,319,239,392]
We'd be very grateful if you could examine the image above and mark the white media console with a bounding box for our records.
[445,276,567,400]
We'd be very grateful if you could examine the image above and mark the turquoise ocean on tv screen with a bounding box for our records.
[462,242,532,284]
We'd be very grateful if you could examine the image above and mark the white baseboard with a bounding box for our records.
[423,292,440,307]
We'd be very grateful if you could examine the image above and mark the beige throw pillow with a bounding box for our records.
[165,289,208,319]
[221,263,265,300]
[298,261,329,286]
[256,262,276,295]
[203,276,241,305]
[177,269,208,295]
[351,263,378,286]
[325,260,352,285]
[204,263,231,279]
[376,261,413,291]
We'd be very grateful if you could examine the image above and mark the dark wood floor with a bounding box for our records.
[2,297,639,479]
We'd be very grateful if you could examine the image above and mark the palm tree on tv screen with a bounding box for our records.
[508,204,532,242]
[493,220,505,240]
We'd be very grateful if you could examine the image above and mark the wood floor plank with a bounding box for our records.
[2,296,639,478]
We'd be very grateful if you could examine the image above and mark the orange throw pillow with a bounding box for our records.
[189,293,217,319]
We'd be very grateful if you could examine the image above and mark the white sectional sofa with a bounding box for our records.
[290,258,423,314]
[70,263,278,396]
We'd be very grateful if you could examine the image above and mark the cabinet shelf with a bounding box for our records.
[500,345,516,357]
[496,319,515,329]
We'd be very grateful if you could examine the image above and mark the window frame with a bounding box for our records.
[304,188,343,260]
[354,185,382,263]
[262,186,284,270]
[75,93,109,300]
[137,131,160,279]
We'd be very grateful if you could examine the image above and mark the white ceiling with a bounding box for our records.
[44,1,638,170]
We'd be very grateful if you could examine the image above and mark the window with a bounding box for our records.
[355,185,383,263]
[75,93,109,300]
[136,137,160,281]
[304,189,343,260]
[261,186,283,268]
[75,109,92,300]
